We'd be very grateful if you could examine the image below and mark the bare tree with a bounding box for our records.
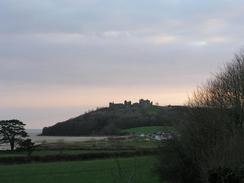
[158,50,244,183]
[188,50,244,127]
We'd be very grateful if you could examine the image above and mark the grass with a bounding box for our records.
[0,156,160,183]
[39,138,159,150]
[0,150,128,157]
[122,126,175,135]
[145,106,161,115]
[0,138,158,158]
[110,139,159,148]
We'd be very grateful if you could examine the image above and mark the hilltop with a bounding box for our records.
[41,99,188,136]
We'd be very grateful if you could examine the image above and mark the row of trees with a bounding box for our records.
[158,50,244,183]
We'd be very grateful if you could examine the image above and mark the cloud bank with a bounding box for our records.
[1,0,244,128]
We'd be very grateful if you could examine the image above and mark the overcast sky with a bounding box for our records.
[1,0,244,128]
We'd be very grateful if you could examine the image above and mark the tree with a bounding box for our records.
[188,50,244,128]
[0,119,28,151]
[158,50,244,183]
[18,138,36,157]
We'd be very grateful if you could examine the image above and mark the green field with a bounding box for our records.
[122,126,175,135]
[111,139,159,148]
[0,138,158,158]
[0,156,160,183]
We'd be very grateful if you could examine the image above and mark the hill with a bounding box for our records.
[41,99,188,136]
[121,126,176,135]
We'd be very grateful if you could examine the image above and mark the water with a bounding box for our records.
[0,129,107,150]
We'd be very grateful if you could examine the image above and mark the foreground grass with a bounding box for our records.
[0,156,160,183]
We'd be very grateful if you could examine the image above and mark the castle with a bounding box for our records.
[109,99,153,109]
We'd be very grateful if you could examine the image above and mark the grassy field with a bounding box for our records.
[122,126,175,135]
[39,138,159,150]
[0,156,160,183]
[0,139,158,158]
[0,138,159,163]
[111,139,159,148]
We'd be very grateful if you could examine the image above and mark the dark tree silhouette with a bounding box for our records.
[18,138,36,157]
[0,119,28,151]
[158,50,244,183]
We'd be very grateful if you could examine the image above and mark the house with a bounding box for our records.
[150,132,173,141]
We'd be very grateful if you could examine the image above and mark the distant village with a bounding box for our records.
[109,99,153,109]
[108,131,174,142]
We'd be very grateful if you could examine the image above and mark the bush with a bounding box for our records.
[157,50,244,183]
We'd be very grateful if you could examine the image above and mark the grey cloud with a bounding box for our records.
[0,0,242,87]
[1,0,244,127]
[0,0,235,34]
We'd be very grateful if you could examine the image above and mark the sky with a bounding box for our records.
[1,0,244,128]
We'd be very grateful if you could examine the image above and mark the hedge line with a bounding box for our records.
[0,149,157,165]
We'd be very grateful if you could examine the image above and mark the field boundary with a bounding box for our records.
[0,149,157,165]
